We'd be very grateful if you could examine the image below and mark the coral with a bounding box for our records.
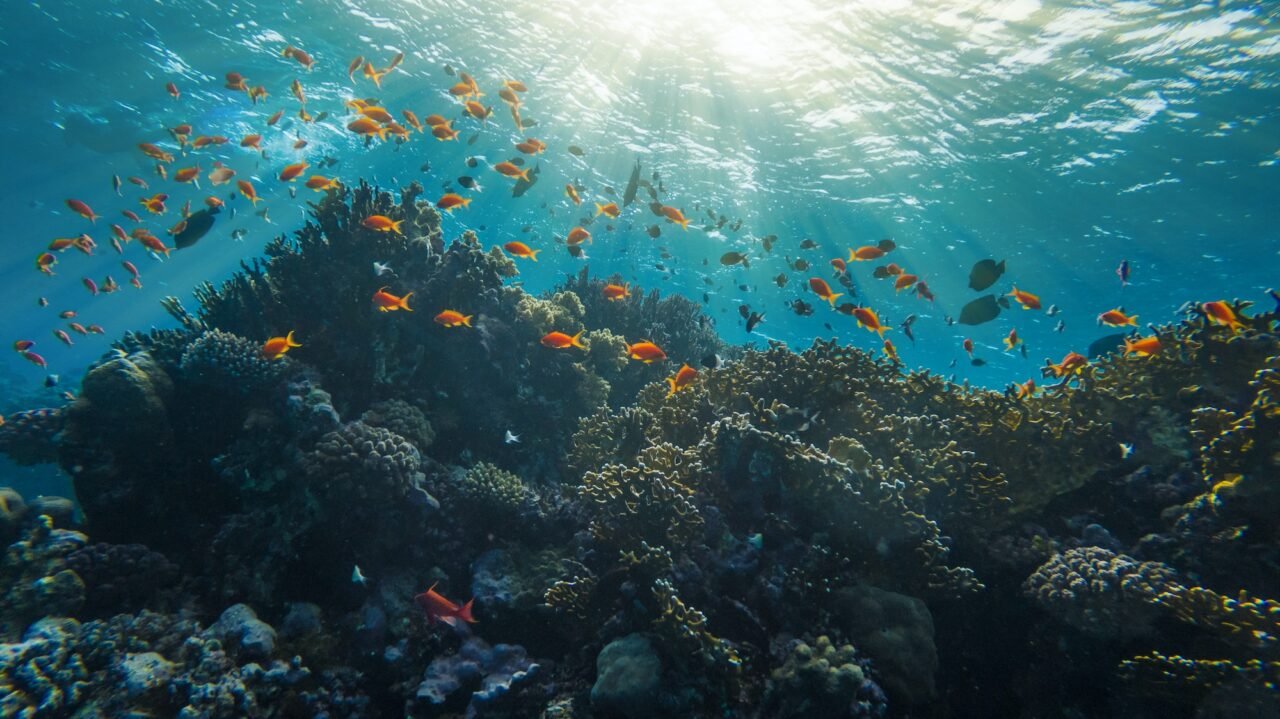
[650,579,741,673]
[832,584,938,704]
[302,420,425,503]
[65,542,180,618]
[454,462,530,519]
[0,408,64,466]
[1024,547,1179,638]
[361,398,435,452]
[590,633,663,719]
[1119,651,1280,691]
[209,603,278,660]
[0,517,86,642]
[179,329,287,393]
[578,454,703,551]
[763,636,884,719]
[414,636,542,716]
[0,617,87,717]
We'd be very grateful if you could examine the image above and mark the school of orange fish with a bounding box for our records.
[11,40,1253,418]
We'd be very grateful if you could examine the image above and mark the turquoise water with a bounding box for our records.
[2,0,1277,402]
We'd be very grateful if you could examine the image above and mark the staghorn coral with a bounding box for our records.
[1119,650,1280,691]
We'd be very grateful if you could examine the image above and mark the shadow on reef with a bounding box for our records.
[2,182,1279,718]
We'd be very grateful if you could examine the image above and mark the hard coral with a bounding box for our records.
[763,636,884,719]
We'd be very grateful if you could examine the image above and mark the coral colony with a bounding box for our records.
[2,184,1278,717]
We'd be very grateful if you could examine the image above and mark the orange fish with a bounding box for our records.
[304,175,340,191]
[436,193,472,212]
[627,340,667,363]
[459,71,479,95]
[283,45,314,70]
[565,184,582,206]
[360,106,395,124]
[503,79,528,92]
[293,137,308,149]
[963,338,974,357]
[1003,329,1020,351]
[205,196,225,209]
[1123,336,1162,357]
[362,62,387,88]
[262,330,302,360]
[594,202,620,219]
[347,56,364,81]
[362,215,403,233]
[431,123,459,141]
[449,82,473,98]
[882,339,900,364]
[48,238,76,252]
[372,287,413,312]
[35,253,57,275]
[237,180,260,205]
[503,241,539,261]
[893,274,918,292]
[140,193,168,214]
[1016,379,1037,399]
[566,226,592,246]
[122,209,142,223]
[155,162,168,180]
[278,161,309,182]
[1045,351,1088,378]
[1098,308,1138,327]
[434,309,473,328]
[267,108,285,126]
[402,110,424,132]
[241,134,262,150]
[138,142,174,163]
[348,117,388,140]
[1007,286,1041,310]
[423,114,448,127]
[1201,301,1245,331]
[660,206,689,229]
[602,283,629,301]
[68,322,89,336]
[499,87,521,107]
[808,277,842,306]
[541,330,587,350]
[225,71,249,92]
[414,583,476,627]
[666,364,698,396]
[166,218,188,236]
[493,162,530,182]
[385,52,405,72]
[852,307,888,337]
[248,85,268,104]
[54,329,74,346]
[850,246,885,261]
[174,165,201,186]
[463,101,491,122]
[66,199,99,223]
[830,258,847,274]
[209,166,236,186]
[166,81,180,99]
[138,233,172,257]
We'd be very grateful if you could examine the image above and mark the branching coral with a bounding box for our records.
[578,455,703,551]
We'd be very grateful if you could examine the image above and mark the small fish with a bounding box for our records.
[44,374,59,388]
[414,583,476,627]
[352,565,368,586]
[434,310,473,328]
[493,161,531,182]
[1055,320,1065,333]
[627,340,667,363]
[1116,260,1130,286]
[83,277,99,296]
[602,284,629,301]
[808,277,842,307]
[1098,308,1138,327]
[1004,329,1021,351]
[882,339,900,364]
[362,215,404,233]
[1123,335,1163,357]
[963,338,975,358]
[746,312,765,333]
[666,364,698,397]
[660,205,689,229]
[774,273,788,288]
[54,329,74,346]
[799,239,818,250]
[66,198,99,223]
[504,430,521,444]
[852,307,887,336]
[1044,351,1088,378]
[567,145,585,156]
[595,202,620,218]
[1119,443,1134,459]
[372,287,413,312]
[971,358,987,367]
[968,259,1006,291]
[900,314,916,344]
[1046,304,1060,317]
[373,262,393,276]
[261,331,301,360]
[720,252,750,268]
[22,351,48,368]
[701,353,721,369]
[958,295,1002,325]
[503,241,539,261]
[1201,301,1245,331]
[1007,286,1041,310]
[566,227,592,246]
[541,330,587,350]
[1016,379,1036,399]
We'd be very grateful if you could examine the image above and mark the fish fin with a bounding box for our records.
[456,598,476,624]
[287,330,301,348]
[463,315,473,327]
[530,249,539,262]
[570,330,586,349]
[401,292,414,312]
[827,293,841,307]
[667,377,677,397]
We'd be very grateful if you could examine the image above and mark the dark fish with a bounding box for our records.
[703,277,714,285]
[173,207,219,249]
[968,259,1006,291]
[799,239,818,250]
[44,374,59,388]
[323,155,339,167]
[314,111,329,122]
[623,158,641,207]
[720,252,749,268]
[510,157,526,166]
[655,263,666,271]
[1116,259,1130,286]
[791,299,814,316]
[458,176,477,189]
[466,156,479,168]
[1020,343,1028,358]
[872,265,892,280]
[512,163,540,198]
[774,273,788,288]
[900,314,916,345]
[1046,304,1060,317]
[738,284,750,292]
[971,358,987,367]
[645,186,658,201]
[877,238,896,252]
[997,296,1011,310]
[1055,320,1065,333]
[731,219,743,232]
[603,185,616,196]
[647,225,661,238]
[650,201,665,216]
[420,161,431,173]
[701,352,720,369]
[958,295,1001,325]
[522,118,538,127]
[521,225,532,233]
[761,234,776,252]
[792,258,809,271]
[746,312,765,333]
[739,305,751,320]
[444,64,455,75]
[835,303,857,316]
[567,145,585,156]
[1088,332,1130,359]
[702,293,709,303]
[467,132,480,146]
[1269,288,1280,311]
[568,244,585,258]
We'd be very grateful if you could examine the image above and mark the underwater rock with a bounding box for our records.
[66,541,179,618]
[591,633,663,719]
[26,496,75,529]
[360,398,435,452]
[279,602,324,639]
[117,650,175,697]
[210,603,278,660]
[0,617,86,716]
[833,584,938,704]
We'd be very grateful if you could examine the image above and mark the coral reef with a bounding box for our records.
[763,636,886,719]
[413,636,542,716]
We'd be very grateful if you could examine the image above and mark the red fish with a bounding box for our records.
[808,277,842,306]
[1003,329,1020,351]
[433,310,473,328]
[1007,286,1041,310]
[54,329,74,346]
[166,81,180,99]
[35,253,57,275]
[66,198,99,223]
[262,331,302,360]
[22,351,47,368]
[372,287,413,312]
[13,340,35,352]
[541,330,586,350]
[82,277,99,296]
[414,583,476,627]
[666,364,698,396]
[627,341,667,363]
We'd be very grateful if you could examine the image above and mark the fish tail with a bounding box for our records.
[287,330,301,348]
[463,315,473,327]
[392,220,404,234]
[667,378,677,397]
[679,218,689,229]
[1128,315,1139,326]
[456,598,476,624]
[529,249,539,262]
[827,292,842,306]
[400,292,413,312]
[595,203,605,216]
[570,330,587,350]
[520,169,531,183]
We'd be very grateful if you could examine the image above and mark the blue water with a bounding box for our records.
[2,0,1278,409]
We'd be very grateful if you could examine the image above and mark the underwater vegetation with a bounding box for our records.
[2,182,1278,718]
